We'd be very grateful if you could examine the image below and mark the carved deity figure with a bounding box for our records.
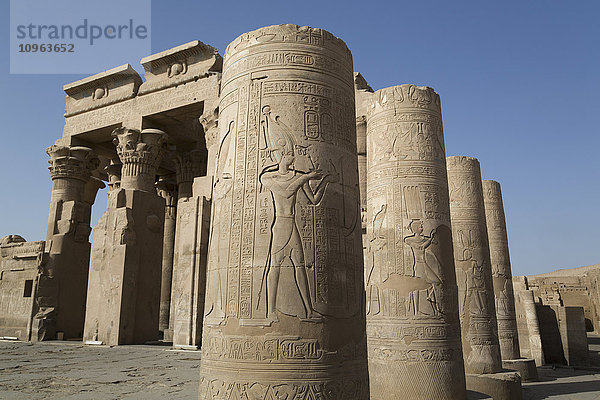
[366,204,387,315]
[404,219,443,317]
[468,260,491,317]
[204,122,234,325]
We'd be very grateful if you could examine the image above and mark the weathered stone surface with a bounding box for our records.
[83,128,167,346]
[447,156,502,374]
[366,85,466,399]
[199,24,369,399]
[0,239,45,341]
[156,179,177,333]
[465,371,522,400]
[527,264,600,333]
[45,144,102,340]
[538,304,589,366]
[482,180,520,360]
[354,72,373,233]
[170,188,210,349]
[502,358,538,382]
[513,276,545,366]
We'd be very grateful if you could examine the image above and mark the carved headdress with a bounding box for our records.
[260,105,296,163]
[260,105,313,171]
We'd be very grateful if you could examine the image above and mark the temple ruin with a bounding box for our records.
[1,23,598,400]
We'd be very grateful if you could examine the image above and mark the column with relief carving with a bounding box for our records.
[482,180,520,360]
[199,24,369,399]
[169,149,208,348]
[365,85,466,399]
[83,128,167,346]
[44,145,102,341]
[447,156,502,374]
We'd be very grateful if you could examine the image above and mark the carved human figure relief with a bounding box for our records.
[258,106,337,322]
[204,120,235,325]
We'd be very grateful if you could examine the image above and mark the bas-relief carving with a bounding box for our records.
[482,180,520,360]
[447,156,502,375]
[365,85,466,399]
[200,24,367,399]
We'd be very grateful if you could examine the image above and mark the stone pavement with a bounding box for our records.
[0,335,599,399]
[0,341,199,399]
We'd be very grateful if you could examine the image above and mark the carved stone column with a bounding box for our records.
[482,180,520,360]
[84,128,167,345]
[169,149,207,347]
[156,179,177,334]
[199,24,369,399]
[43,145,101,340]
[366,85,466,399]
[513,276,545,366]
[447,156,502,374]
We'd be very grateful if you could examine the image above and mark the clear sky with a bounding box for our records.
[1,0,598,276]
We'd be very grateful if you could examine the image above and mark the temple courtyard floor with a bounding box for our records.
[0,335,599,399]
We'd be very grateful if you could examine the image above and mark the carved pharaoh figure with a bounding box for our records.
[447,156,502,375]
[199,25,368,400]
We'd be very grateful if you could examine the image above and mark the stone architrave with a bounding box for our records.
[156,179,177,333]
[44,145,102,340]
[365,85,466,399]
[482,180,520,360]
[447,156,502,374]
[83,128,167,346]
[199,24,369,399]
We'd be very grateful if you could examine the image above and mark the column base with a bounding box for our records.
[502,358,538,381]
[466,371,522,400]
[163,328,173,342]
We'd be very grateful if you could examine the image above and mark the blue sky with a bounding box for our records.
[1,0,598,276]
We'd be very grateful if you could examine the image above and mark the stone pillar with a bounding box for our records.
[199,24,368,399]
[354,72,373,235]
[513,277,544,366]
[83,127,167,346]
[156,179,177,334]
[365,84,466,399]
[169,149,207,348]
[482,180,520,360]
[44,145,101,340]
[447,156,502,374]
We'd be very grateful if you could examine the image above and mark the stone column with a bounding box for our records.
[44,145,101,340]
[169,149,207,348]
[83,127,167,346]
[482,180,520,360]
[447,156,502,374]
[199,24,368,399]
[513,277,545,366]
[156,179,177,334]
[366,84,466,399]
[354,72,373,235]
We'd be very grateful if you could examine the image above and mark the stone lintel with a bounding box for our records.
[139,40,222,95]
[64,64,142,118]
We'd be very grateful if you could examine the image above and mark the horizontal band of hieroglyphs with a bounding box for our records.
[222,51,353,83]
[203,335,365,362]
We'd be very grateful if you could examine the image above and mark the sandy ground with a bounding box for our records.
[0,335,599,399]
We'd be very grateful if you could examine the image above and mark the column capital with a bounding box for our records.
[200,107,219,149]
[46,145,99,182]
[173,149,205,186]
[112,127,167,191]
